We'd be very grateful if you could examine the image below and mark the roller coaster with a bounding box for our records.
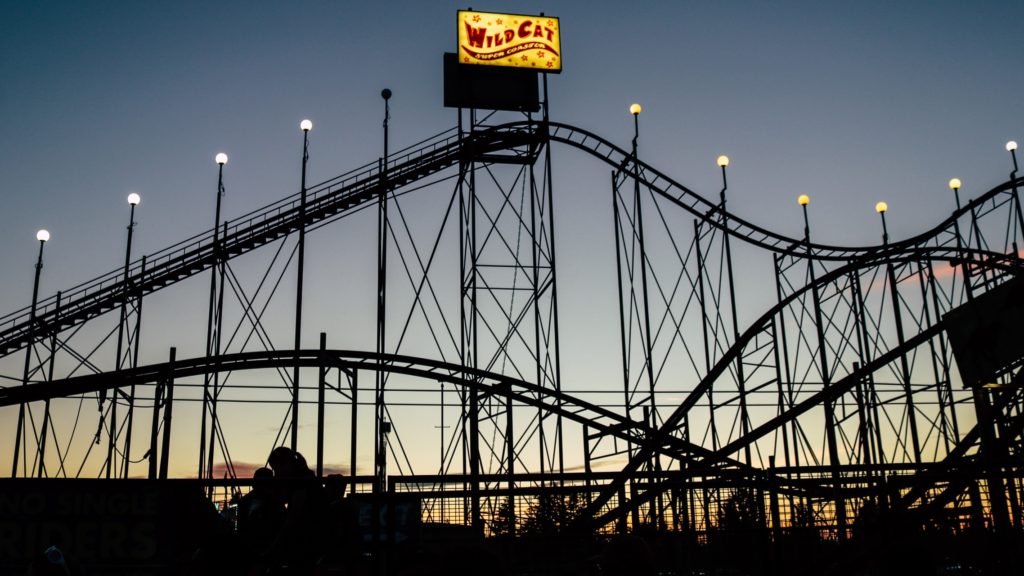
[2,105,1023,549]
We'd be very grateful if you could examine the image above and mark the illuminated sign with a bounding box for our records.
[457,10,561,73]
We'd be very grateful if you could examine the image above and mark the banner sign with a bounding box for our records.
[458,10,561,73]
[0,479,226,575]
[351,494,421,544]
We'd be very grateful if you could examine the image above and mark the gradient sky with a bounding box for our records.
[2,1,1023,477]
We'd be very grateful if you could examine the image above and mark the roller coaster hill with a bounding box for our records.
[2,57,1024,575]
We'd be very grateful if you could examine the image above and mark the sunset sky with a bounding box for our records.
[2,1,1022,478]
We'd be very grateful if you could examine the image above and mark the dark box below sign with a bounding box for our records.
[443,52,540,113]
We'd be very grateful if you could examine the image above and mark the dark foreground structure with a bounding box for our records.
[3,476,1023,575]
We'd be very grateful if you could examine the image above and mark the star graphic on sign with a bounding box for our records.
[547,61,553,68]
[547,20,555,27]
[472,14,480,22]
[537,51,545,58]
[521,55,528,61]
[463,57,469,63]
[496,18,503,24]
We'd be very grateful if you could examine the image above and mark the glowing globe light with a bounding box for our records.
[798,194,810,206]
[717,155,730,167]
[948,178,961,190]
[36,229,50,242]
[875,201,888,214]
[300,119,313,132]
[127,192,141,205]
[629,103,642,116]
[215,153,229,165]
[1007,140,1018,152]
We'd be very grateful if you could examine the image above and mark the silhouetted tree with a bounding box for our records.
[789,499,818,542]
[717,487,762,531]
[520,493,585,535]
[490,497,515,537]
[712,487,767,573]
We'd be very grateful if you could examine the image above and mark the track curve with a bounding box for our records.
[0,119,1019,360]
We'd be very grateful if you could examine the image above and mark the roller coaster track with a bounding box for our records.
[0,349,752,475]
[1,119,1020,360]
[4,114,1023,538]
[581,246,1024,526]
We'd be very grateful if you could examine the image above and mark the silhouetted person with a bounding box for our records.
[238,467,287,560]
[318,473,360,572]
[266,447,328,574]
[178,484,239,575]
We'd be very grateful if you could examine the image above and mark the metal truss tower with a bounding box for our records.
[456,95,564,532]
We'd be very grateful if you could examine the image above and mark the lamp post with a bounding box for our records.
[946,178,962,212]
[796,194,848,537]
[627,101,664,524]
[798,195,811,242]
[293,120,312,451]
[627,101,653,404]
[11,229,50,477]
[877,198,921,464]
[382,89,391,162]
[375,91,392,495]
[717,155,730,202]
[715,152,751,467]
[876,201,890,244]
[199,153,228,481]
[947,178,970,272]
[1006,141,1024,240]
[949,178,962,211]
[628,101,653,403]
[107,192,140,478]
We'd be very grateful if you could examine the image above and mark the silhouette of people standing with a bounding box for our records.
[237,467,286,559]
[265,447,327,574]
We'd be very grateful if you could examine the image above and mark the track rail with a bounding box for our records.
[0,349,751,474]
[578,246,1024,527]
[0,119,1020,359]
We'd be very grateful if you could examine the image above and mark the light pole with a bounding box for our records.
[12,229,50,477]
[949,178,962,211]
[628,101,654,405]
[199,152,228,481]
[1006,141,1024,239]
[628,101,653,403]
[715,152,751,466]
[115,192,140,375]
[293,120,312,451]
[717,155,730,202]
[375,91,391,495]
[628,101,664,525]
[798,195,811,242]
[876,201,890,244]
[629,103,642,153]
[108,192,140,478]
[382,89,391,162]
[797,194,849,537]
[947,178,970,273]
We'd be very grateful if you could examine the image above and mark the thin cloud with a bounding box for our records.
[211,460,351,479]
